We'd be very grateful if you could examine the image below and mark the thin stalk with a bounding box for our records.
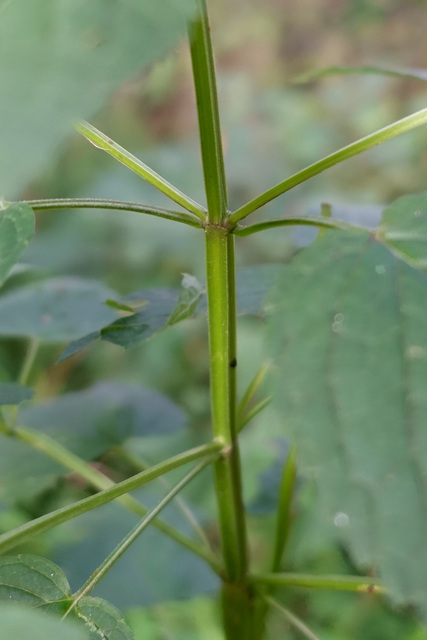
[63,459,212,618]
[233,217,366,237]
[238,396,272,433]
[189,0,228,223]
[76,122,207,220]
[264,596,322,640]
[229,106,427,224]
[0,437,222,573]
[205,227,247,582]
[270,444,297,572]
[237,364,270,421]
[24,198,203,229]
[114,446,212,551]
[250,572,385,593]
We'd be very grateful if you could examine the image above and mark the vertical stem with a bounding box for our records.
[190,2,251,635]
[189,0,228,223]
[205,229,247,582]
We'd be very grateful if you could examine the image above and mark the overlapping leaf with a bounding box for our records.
[268,193,427,611]
[0,203,35,288]
[59,266,282,361]
[0,0,197,197]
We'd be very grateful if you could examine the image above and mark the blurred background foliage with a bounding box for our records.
[2,0,427,637]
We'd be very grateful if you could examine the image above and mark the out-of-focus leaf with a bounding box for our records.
[295,65,427,84]
[0,383,34,406]
[0,203,35,288]
[0,277,117,341]
[0,604,90,640]
[59,266,282,360]
[53,492,219,608]
[0,554,71,614]
[0,382,186,502]
[0,0,197,197]
[377,193,427,269]
[268,193,427,609]
[77,597,136,640]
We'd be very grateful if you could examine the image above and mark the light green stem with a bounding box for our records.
[0,433,222,573]
[189,0,228,223]
[251,572,385,593]
[229,106,427,224]
[63,459,213,618]
[76,121,207,220]
[24,198,203,229]
[233,216,366,237]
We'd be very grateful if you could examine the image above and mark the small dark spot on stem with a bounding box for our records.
[230,358,237,368]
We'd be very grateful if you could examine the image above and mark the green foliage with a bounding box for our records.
[0,204,35,288]
[0,0,196,197]
[0,554,135,638]
[1,1,427,639]
[268,194,427,609]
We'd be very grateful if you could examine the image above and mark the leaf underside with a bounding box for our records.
[0,203,35,288]
[268,194,427,612]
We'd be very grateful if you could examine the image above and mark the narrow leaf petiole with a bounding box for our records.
[76,121,207,220]
[230,107,427,224]
[251,572,385,593]
[24,198,203,229]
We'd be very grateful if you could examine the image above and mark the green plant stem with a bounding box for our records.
[76,122,207,220]
[63,459,213,618]
[0,433,222,573]
[250,572,385,593]
[264,596,321,640]
[189,0,228,223]
[233,216,366,237]
[24,198,203,229]
[229,106,427,224]
[205,228,247,581]
[114,446,212,551]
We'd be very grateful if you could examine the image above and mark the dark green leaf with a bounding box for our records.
[0,554,71,614]
[0,383,34,406]
[0,277,117,341]
[0,0,197,197]
[0,604,90,640]
[77,597,135,640]
[268,195,427,608]
[0,203,35,288]
[59,266,281,359]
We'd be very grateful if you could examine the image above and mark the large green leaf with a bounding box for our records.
[0,382,187,502]
[0,604,90,640]
[268,194,427,611]
[0,203,35,288]
[0,556,134,638]
[59,265,282,361]
[0,277,117,341]
[0,554,71,614]
[0,0,197,197]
